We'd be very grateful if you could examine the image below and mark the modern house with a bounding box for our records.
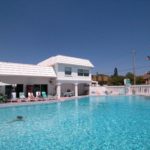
[0,55,94,99]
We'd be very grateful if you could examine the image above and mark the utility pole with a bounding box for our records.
[132,49,136,85]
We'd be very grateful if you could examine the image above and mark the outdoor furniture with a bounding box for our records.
[63,91,74,97]
[36,91,44,101]
[28,92,36,101]
[11,92,18,102]
[42,92,56,100]
[19,92,27,102]
[41,91,49,100]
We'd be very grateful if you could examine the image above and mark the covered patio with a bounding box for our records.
[56,81,91,98]
[0,62,56,100]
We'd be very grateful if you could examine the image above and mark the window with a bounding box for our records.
[65,67,72,75]
[84,70,89,76]
[78,69,89,76]
[78,69,84,76]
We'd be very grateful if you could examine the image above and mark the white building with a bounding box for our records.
[0,55,94,99]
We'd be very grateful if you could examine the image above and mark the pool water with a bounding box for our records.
[0,96,150,150]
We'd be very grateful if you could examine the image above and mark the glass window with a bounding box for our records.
[84,70,89,76]
[78,69,89,76]
[78,69,84,76]
[65,67,72,75]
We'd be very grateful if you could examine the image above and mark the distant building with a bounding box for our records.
[143,71,150,84]
[92,74,110,85]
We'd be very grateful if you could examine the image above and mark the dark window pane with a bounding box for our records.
[78,69,83,76]
[65,67,72,75]
[84,70,89,76]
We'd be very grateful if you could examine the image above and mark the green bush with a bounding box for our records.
[0,93,7,103]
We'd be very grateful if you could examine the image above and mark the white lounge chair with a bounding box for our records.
[19,92,27,102]
[36,91,44,101]
[28,92,36,101]
[11,92,18,102]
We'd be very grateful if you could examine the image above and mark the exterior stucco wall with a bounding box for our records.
[56,64,92,82]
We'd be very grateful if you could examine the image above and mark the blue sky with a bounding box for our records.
[0,0,149,75]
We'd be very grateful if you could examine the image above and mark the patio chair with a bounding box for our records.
[42,91,57,100]
[28,92,36,102]
[11,92,18,102]
[19,92,27,102]
[41,91,48,100]
[36,91,44,101]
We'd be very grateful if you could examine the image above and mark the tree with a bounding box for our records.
[136,76,145,84]
[113,67,118,77]
[125,72,145,85]
[108,75,124,85]
[125,72,134,84]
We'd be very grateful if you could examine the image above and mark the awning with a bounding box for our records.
[0,82,11,86]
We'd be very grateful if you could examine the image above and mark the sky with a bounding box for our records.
[0,0,149,75]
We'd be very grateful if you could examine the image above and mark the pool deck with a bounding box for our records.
[0,96,89,108]
[1,95,145,108]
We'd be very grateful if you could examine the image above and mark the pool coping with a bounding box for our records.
[0,96,90,108]
[0,95,142,108]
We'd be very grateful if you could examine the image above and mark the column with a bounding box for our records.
[89,83,92,96]
[57,83,61,99]
[75,83,78,97]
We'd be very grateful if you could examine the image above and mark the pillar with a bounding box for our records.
[75,83,78,97]
[57,83,61,99]
[89,83,91,96]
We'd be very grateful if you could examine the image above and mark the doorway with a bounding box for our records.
[16,84,23,98]
[5,85,12,99]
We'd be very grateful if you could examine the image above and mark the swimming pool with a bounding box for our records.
[0,96,150,150]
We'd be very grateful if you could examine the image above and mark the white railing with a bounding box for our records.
[106,86,125,95]
[90,85,150,96]
[130,85,150,96]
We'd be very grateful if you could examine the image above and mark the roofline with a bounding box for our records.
[0,61,55,69]
[55,62,94,68]
[0,74,56,78]
[38,55,94,67]
[56,54,92,61]
[0,61,37,67]
[39,54,92,62]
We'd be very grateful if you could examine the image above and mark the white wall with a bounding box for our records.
[0,86,5,94]
[90,85,150,96]
[56,64,92,82]
[90,86,107,95]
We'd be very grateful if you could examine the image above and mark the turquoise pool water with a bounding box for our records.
[0,96,150,150]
